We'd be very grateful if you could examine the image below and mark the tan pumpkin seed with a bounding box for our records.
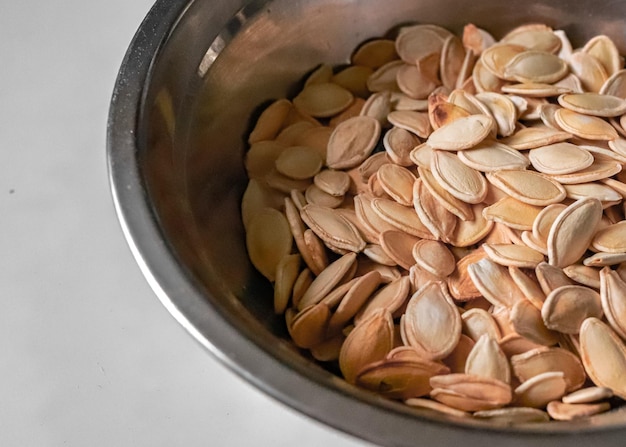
[367,60,403,92]
[302,229,329,273]
[462,23,496,55]
[329,100,363,126]
[356,358,449,399]
[352,39,398,69]
[428,102,472,130]
[591,220,626,252]
[326,271,383,334]
[320,276,359,309]
[304,64,333,87]
[300,204,365,253]
[387,110,432,138]
[353,194,398,238]
[371,197,434,239]
[265,168,312,194]
[547,400,611,421]
[314,169,350,197]
[483,197,543,230]
[474,92,516,137]
[274,254,302,314]
[430,373,512,412]
[309,333,345,362]
[579,317,626,399]
[442,334,476,374]
[427,114,494,150]
[241,178,285,230]
[563,264,601,289]
[558,92,626,117]
[276,121,317,146]
[447,203,494,247]
[298,252,357,310]
[448,249,487,301]
[363,244,397,266]
[355,260,402,284]
[511,346,586,392]
[532,203,567,245]
[326,116,381,169]
[440,35,466,89]
[287,302,331,350]
[412,178,457,241]
[246,208,293,282]
[305,184,343,208]
[501,25,561,53]
[565,183,622,204]
[514,371,567,408]
[511,299,559,346]
[504,50,568,84]
[499,125,572,150]
[292,268,313,309]
[464,334,510,383]
[583,144,626,164]
[486,169,566,206]
[376,163,416,206]
[554,108,618,141]
[404,281,462,360]
[412,239,456,278]
[483,243,545,269]
[339,309,395,384]
[548,159,622,184]
[391,96,429,115]
[383,127,420,166]
[462,308,501,342]
[354,276,411,325]
[481,43,527,78]
[293,82,353,118]
[600,267,626,339]
[547,198,603,268]
[245,140,288,180]
[360,90,392,125]
[536,261,576,296]
[248,99,292,144]
[528,142,594,175]
[379,230,421,270]
[457,141,529,172]
[562,386,614,404]
[569,51,608,93]
[332,66,373,98]
[432,151,488,204]
[473,407,550,424]
[542,285,603,334]
[501,82,572,97]
[395,25,445,64]
[295,124,332,158]
[583,35,621,77]
[396,59,440,100]
[409,143,433,169]
[509,266,547,310]
[600,68,626,98]
[418,166,474,221]
[467,257,526,307]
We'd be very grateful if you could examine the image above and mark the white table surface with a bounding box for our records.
[0,2,371,445]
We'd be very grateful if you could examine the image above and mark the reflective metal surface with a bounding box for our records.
[108,0,626,445]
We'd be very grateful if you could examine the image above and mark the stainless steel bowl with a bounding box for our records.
[108,1,626,445]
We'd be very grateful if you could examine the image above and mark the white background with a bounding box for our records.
[0,2,371,445]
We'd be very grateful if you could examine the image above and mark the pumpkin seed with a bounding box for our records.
[431,150,488,204]
[427,114,494,150]
[326,116,381,169]
[404,281,462,360]
[579,317,626,399]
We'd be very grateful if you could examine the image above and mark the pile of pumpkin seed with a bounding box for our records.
[242,22,626,423]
